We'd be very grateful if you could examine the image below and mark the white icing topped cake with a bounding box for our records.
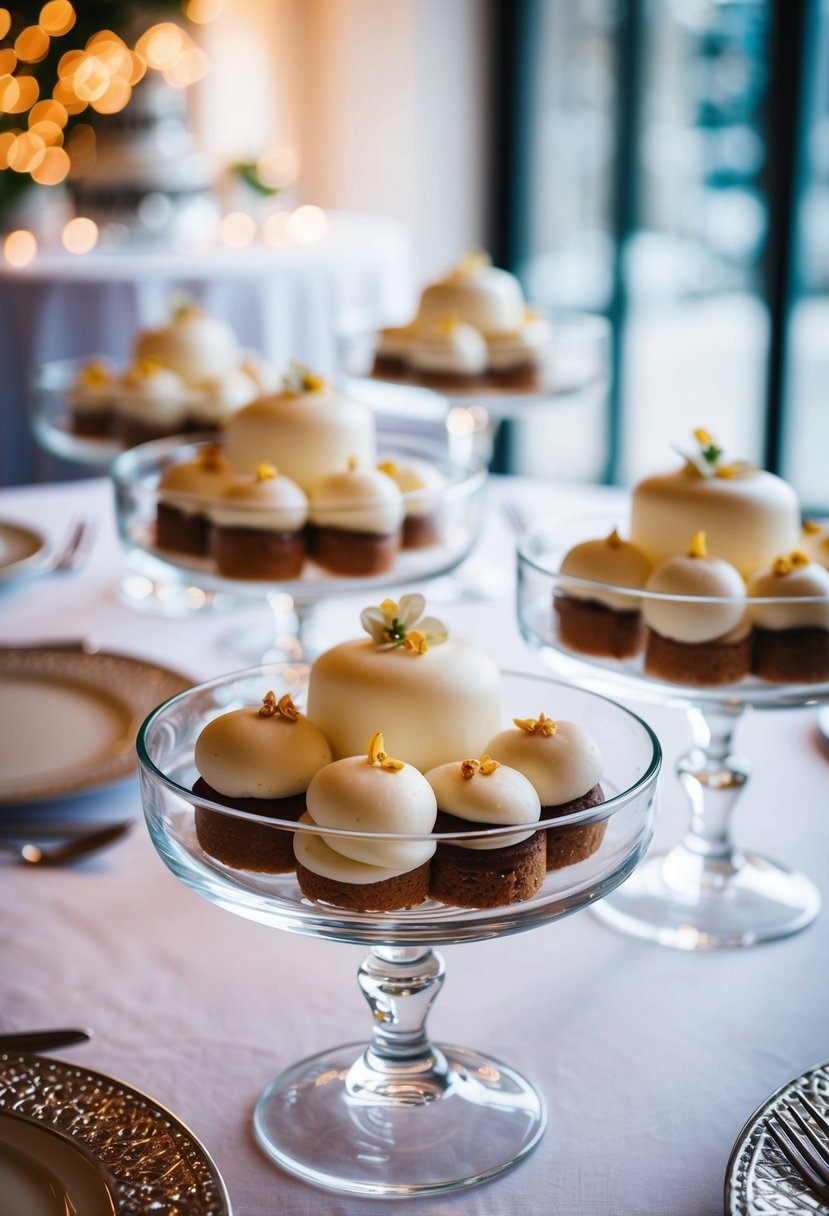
[415,255,525,337]
[425,757,540,850]
[643,532,748,643]
[294,734,437,882]
[377,458,446,519]
[157,444,234,512]
[69,359,117,414]
[486,715,602,808]
[409,317,489,377]
[211,463,308,532]
[189,368,259,426]
[560,529,652,611]
[630,431,800,578]
[306,595,502,773]
[748,552,829,630]
[308,463,403,535]
[224,365,375,491]
[485,311,553,371]
[117,359,190,426]
[194,691,332,800]
[134,303,239,384]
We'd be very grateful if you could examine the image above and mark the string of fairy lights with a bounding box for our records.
[0,0,327,267]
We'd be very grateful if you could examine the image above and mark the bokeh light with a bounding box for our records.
[0,48,16,74]
[15,26,50,64]
[7,130,46,172]
[4,228,37,266]
[0,10,10,40]
[62,216,98,254]
[288,205,328,244]
[30,144,69,183]
[262,210,292,245]
[219,211,257,247]
[39,2,76,38]
[257,146,300,189]
[185,0,225,22]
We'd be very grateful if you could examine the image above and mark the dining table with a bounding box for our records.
[0,469,827,1216]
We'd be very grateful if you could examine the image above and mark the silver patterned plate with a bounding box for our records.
[725,1059,829,1214]
[0,1051,232,1215]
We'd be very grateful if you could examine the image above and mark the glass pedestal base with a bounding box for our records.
[592,848,821,950]
[253,1041,546,1198]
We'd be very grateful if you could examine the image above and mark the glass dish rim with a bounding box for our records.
[135,662,662,844]
[517,516,829,607]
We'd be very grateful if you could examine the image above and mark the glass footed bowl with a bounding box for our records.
[111,430,488,659]
[516,512,829,951]
[137,664,660,1199]
[32,357,124,469]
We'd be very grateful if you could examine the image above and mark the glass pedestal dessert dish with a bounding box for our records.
[517,514,829,951]
[137,665,660,1198]
[112,430,488,661]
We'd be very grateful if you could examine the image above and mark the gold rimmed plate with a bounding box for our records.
[0,647,191,806]
[0,521,46,582]
[0,1052,231,1215]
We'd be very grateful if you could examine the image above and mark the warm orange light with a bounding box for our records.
[185,0,225,22]
[65,122,95,158]
[15,25,50,63]
[164,45,208,88]
[86,35,131,80]
[30,99,68,127]
[257,146,300,189]
[4,229,37,267]
[28,118,63,146]
[62,216,98,254]
[39,1,76,37]
[52,78,87,114]
[219,211,257,247]
[288,205,328,244]
[137,23,187,71]
[0,130,15,169]
[0,75,20,112]
[262,210,291,246]
[58,49,84,78]
[127,51,147,86]
[73,56,110,103]
[0,49,16,75]
[92,77,131,114]
[31,144,70,184]
[8,131,46,172]
[4,75,39,114]
[0,9,10,40]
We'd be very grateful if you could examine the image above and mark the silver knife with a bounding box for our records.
[0,1028,91,1052]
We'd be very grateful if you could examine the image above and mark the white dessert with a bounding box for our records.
[294,733,437,881]
[643,532,748,643]
[486,715,603,809]
[630,430,800,578]
[306,595,502,773]
[68,358,117,416]
[157,444,234,513]
[800,521,829,572]
[560,529,652,611]
[194,691,332,800]
[375,323,419,364]
[415,254,525,336]
[308,462,404,536]
[409,316,488,378]
[211,463,308,532]
[116,359,190,429]
[748,552,829,631]
[189,368,259,427]
[224,365,375,491]
[134,303,239,384]
[377,458,446,520]
[485,310,554,372]
[426,756,540,850]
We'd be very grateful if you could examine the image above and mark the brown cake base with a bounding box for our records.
[487,361,543,391]
[212,526,305,580]
[112,416,185,449]
[71,409,113,438]
[413,369,490,391]
[751,626,829,683]
[554,594,645,659]
[644,630,752,686]
[543,783,607,871]
[428,815,545,908]
[403,513,442,549]
[193,777,305,872]
[295,859,431,911]
[371,355,408,379]
[306,525,399,576]
[156,503,210,557]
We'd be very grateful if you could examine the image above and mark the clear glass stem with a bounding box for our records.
[664,703,750,888]
[347,946,451,1104]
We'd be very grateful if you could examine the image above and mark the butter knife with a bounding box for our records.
[0,1028,91,1052]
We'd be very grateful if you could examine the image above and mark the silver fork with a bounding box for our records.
[46,518,92,573]
[765,1093,829,1203]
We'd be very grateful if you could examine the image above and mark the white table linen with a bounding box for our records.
[0,473,827,1216]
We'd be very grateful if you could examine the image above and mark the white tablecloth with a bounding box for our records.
[0,212,414,486]
[0,474,827,1216]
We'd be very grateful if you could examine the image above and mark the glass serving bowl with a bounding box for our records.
[516,512,829,951]
[137,665,660,1199]
[111,430,488,660]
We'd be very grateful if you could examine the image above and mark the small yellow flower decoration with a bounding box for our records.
[460,755,501,780]
[360,594,448,653]
[676,429,754,480]
[772,550,811,577]
[803,520,823,536]
[367,732,405,772]
[82,362,111,386]
[688,531,708,559]
[255,462,277,482]
[258,691,299,721]
[135,356,164,377]
[513,713,557,737]
[282,361,326,395]
[377,460,399,479]
[436,314,461,335]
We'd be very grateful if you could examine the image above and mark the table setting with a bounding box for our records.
[0,459,827,1216]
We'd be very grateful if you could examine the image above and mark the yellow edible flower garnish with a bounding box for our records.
[258,691,299,720]
[282,361,326,395]
[773,550,810,576]
[436,314,460,335]
[346,456,359,472]
[460,755,500,780]
[377,460,399,479]
[689,531,708,559]
[458,249,491,272]
[367,732,405,771]
[255,462,277,482]
[803,520,822,535]
[136,356,164,376]
[693,428,713,446]
[360,594,448,652]
[82,361,111,386]
[513,713,557,737]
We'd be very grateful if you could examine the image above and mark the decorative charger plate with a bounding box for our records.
[0,520,46,582]
[0,647,191,805]
[725,1059,829,1214]
[0,1051,231,1215]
